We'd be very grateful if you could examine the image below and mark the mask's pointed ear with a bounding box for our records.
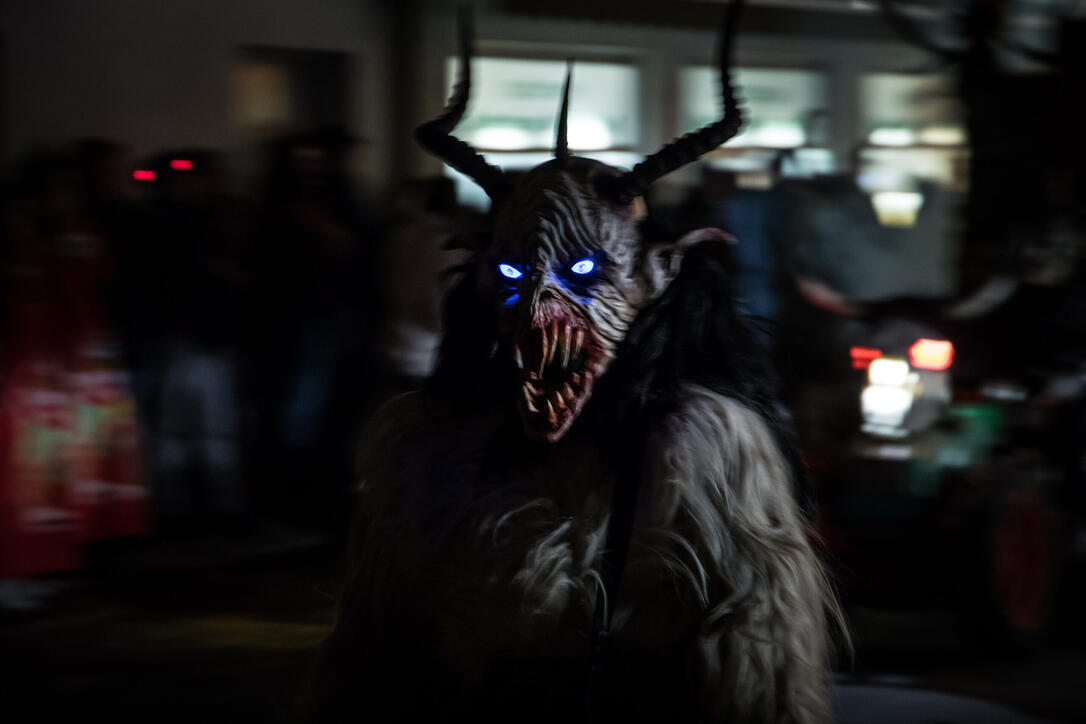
[640,227,735,299]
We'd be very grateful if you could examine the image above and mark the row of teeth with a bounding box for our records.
[514,324,585,373]
[523,380,579,424]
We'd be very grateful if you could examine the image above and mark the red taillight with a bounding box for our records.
[909,338,954,370]
[169,159,193,171]
[132,169,156,181]
[850,346,882,370]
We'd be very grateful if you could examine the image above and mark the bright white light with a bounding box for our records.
[868,358,910,387]
[856,167,909,193]
[567,117,612,151]
[752,122,805,148]
[869,128,916,147]
[475,126,532,150]
[918,126,965,146]
[862,385,914,428]
[871,191,924,227]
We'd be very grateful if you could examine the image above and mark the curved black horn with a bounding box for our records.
[608,0,746,205]
[555,60,573,162]
[414,5,506,199]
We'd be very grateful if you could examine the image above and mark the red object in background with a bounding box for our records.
[132,169,156,181]
[52,233,149,544]
[0,233,149,578]
[850,346,882,370]
[0,250,84,577]
[169,159,193,171]
[0,383,85,577]
[909,338,954,370]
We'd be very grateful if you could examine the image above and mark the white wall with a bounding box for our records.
[1,0,393,191]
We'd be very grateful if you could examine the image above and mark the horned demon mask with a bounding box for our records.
[418,2,746,442]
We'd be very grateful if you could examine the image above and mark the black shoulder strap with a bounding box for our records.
[585,429,646,722]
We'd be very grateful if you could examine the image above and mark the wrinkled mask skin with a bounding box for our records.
[484,158,710,442]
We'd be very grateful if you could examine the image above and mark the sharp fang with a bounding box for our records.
[524,385,539,413]
[553,392,566,411]
[572,372,583,385]
[547,323,558,365]
[563,383,575,400]
[514,345,524,369]
[574,328,584,356]
[539,326,549,373]
[546,399,557,425]
[561,326,572,368]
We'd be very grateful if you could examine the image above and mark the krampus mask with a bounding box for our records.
[419,3,744,442]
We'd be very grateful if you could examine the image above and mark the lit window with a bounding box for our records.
[859,73,968,191]
[443,57,641,208]
[860,73,962,141]
[678,66,830,176]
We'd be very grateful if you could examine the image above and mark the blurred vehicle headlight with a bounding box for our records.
[869,357,910,386]
[862,385,915,433]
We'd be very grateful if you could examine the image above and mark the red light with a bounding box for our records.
[169,159,193,171]
[850,346,882,370]
[909,339,954,370]
[132,169,156,181]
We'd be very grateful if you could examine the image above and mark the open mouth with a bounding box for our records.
[513,320,602,442]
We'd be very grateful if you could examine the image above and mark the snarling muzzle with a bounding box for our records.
[513,303,609,442]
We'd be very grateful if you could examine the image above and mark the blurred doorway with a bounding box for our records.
[231,47,349,191]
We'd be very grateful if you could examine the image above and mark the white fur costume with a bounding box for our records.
[314,383,838,724]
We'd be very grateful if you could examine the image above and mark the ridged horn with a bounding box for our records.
[555,60,573,162]
[414,5,507,200]
[607,0,746,205]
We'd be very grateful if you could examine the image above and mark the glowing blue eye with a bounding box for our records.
[499,263,523,280]
[570,258,595,275]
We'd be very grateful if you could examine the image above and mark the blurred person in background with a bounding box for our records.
[144,149,248,536]
[63,145,149,545]
[73,139,156,421]
[678,159,788,352]
[249,127,379,538]
[376,176,471,400]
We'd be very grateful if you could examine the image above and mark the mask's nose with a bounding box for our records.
[528,283,570,327]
